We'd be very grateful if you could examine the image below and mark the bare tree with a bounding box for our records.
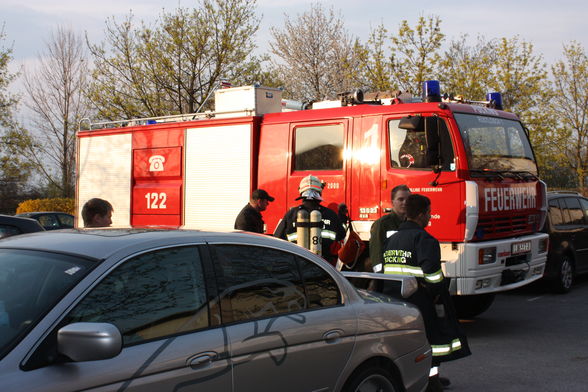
[438,34,497,100]
[390,15,445,95]
[548,41,588,191]
[87,0,266,119]
[356,23,394,92]
[269,2,359,102]
[0,25,35,213]
[23,26,89,198]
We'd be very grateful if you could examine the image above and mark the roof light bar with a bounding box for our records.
[486,92,503,110]
[423,80,442,103]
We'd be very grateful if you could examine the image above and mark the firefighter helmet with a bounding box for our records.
[298,175,324,200]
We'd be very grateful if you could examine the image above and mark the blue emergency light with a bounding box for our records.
[423,80,442,102]
[486,92,503,110]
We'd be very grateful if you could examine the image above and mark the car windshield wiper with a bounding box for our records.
[513,170,538,181]
[494,170,539,181]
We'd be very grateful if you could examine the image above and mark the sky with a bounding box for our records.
[1,0,587,97]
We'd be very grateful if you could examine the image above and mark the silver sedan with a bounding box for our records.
[0,229,431,391]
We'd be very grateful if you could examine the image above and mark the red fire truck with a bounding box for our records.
[77,82,548,316]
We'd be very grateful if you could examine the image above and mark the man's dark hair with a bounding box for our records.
[82,198,113,226]
[405,194,431,220]
[391,184,410,200]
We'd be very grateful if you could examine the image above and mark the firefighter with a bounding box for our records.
[381,194,470,391]
[234,189,275,233]
[369,184,411,272]
[274,175,346,266]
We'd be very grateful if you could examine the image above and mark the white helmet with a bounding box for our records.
[298,175,324,200]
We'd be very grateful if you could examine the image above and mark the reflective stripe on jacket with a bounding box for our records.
[381,220,471,363]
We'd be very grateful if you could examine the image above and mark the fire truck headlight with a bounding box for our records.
[478,247,497,264]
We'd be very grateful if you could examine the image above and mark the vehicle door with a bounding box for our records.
[19,245,232,392]
[209,243,357,392]
[349,115,381,232]
[384,116,461,242]
[287,120,348,213]
[562,197,588,272]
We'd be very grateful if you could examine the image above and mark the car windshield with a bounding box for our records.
[0,249,94,360]
[455,113,538,176]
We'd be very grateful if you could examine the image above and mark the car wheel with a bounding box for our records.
[452,293,495,318]
[342,365,401,392]
[553,255,574,293]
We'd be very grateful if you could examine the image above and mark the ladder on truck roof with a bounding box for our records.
[79,84,284,131]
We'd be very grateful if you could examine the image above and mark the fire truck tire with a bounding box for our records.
[552,255,574,294]
[452,293,495,318]
[342,364,401,392]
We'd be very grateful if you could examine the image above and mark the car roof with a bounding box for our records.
[16,212,73,216]
[0,214,45,232]
[547,192,588,204]
[0,228,306,261]
[547,191,584,199]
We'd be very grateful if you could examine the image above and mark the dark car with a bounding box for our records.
[0,215,45,239]
[0,229,430,392]
[542,191,588,292]
[16,212,74,231]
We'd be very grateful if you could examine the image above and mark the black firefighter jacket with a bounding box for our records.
[381,220,471,364]
[274,203,345,264]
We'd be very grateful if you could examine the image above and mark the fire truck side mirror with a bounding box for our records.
[425,117,441,169]
[398,115,422,131]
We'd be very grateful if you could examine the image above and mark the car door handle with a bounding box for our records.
[323,329,343,343]
[188,351,218,369]
[384,207,392,213]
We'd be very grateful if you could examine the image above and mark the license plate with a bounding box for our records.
[512,240,532,255]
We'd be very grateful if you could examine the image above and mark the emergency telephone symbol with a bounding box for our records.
[149,155,165,172]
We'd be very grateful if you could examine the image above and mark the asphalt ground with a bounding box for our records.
[442,275,588,391]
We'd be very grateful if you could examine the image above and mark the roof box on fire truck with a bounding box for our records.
[214,85,283,118]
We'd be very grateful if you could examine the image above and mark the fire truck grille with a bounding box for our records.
[477,215,531,239]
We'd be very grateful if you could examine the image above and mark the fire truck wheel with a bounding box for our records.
[452,293,495,319]
[342,364,401,392]
[552,255,574,294]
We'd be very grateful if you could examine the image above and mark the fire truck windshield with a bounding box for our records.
[455,113,538,176]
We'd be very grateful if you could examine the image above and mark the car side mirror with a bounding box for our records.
[58,322,122,362]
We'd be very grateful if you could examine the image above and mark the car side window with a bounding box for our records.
[0,225,21,239]
[558,198,573,225]
[57,214,74,228]
[562,197,584,225]
[213,245,306,323]
[548,199,564,226]
[580,198,588,224]
[296,256,340,308]
[38,215,59,230]
[64,246,208,346]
